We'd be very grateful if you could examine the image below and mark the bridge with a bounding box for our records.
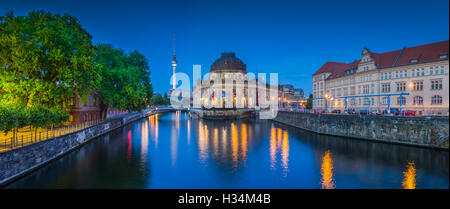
[145,106,256,120]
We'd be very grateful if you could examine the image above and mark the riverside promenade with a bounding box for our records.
[272,111,449,149]
[0,106,176,187]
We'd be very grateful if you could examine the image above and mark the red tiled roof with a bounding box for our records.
[313,40,449,79]
[392,40,449,67]
[312,61,346,76]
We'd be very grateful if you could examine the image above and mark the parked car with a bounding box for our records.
[402,110,416,116]
[385,108,400,115]
[331,109,341,114]
[345,109,356,114]
[370,109,381,115]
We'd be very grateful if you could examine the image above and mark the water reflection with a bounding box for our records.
[402,162,416,189]
[5,112,449,189]
[149,114,158,148]
[127,130,132,164]
[321,150,335,189]
[269,125,290,175]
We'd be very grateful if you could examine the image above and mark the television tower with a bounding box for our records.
[171,33,177,90]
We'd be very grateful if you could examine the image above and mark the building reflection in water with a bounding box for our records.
[149,114,159,148]
[241,123,248,165]
[198,121,209,162]
[231,123,238,167]
[269,124,290,175]
[402,162,416,189]
[194,119,263,169]
[171,111,181,166]
[321,150,335,189]
[141,120,148,166]
[127,130,132,163]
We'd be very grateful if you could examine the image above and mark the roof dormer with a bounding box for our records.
[361,46,373,63]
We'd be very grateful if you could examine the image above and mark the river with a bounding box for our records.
[6,111,449,189]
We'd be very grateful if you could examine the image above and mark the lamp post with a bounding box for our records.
[324,93,330,113]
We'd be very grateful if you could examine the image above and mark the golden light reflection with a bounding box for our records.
[187,118,191,144]
[281,130,289,173]
[321,150,335,189]
[402,162,416,189]
[198,122,209,161]
[277,128,282,147]
[149,114,159,148]
[241,123,248,164]
[213,127,219,157]
[270,125,276,169]
[231,123,238,167]
[221,127,227,158]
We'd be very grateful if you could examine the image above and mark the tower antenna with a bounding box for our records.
[173,33,176,60]
[171,33,178,90]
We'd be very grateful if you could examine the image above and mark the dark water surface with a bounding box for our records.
[6,111,449,189]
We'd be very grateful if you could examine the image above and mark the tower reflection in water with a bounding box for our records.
[321,150,335,189]
[402,162,416,189]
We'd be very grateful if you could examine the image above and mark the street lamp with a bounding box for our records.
[324,94,330,112]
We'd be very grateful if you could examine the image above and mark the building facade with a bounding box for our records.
[312,40,449,116]
[278,84,304,108]
[68,91,101,124]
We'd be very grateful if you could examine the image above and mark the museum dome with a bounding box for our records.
[210,52,246,73]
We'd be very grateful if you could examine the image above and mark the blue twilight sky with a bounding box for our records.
[1,0,449,95]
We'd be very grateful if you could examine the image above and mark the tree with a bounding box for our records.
[49,106,69,132]
[306,94,313,109]
[94,44,153,118]
[0,10,100,107]
[28,104,51,140]
[150,94,165,106]
[0,102,28,140]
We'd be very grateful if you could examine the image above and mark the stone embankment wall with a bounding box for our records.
[0,111,152,186]
[272,111,449,149]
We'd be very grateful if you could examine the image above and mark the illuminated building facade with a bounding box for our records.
[312,40,449,115]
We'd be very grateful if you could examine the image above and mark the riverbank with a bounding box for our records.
[272,111,449,150]
[0,109,166,187]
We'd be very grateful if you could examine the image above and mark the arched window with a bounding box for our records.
[431,95,442,104]
[397,96,406,105]
[413,96,423,105]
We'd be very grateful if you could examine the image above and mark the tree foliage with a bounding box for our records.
[94,43,153,117]
[150,93,170,106]
[0,10,100,107]
[305,94,313,109]
[0,101,28,135]
[0,102,70,136]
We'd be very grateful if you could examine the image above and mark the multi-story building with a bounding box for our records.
[312,40,449,116]
[278,84,304,108]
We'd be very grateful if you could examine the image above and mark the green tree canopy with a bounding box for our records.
[0,10,100,107]
[305,94,313,109]
[150,93,169,106]
[94,43,153,118]
[0,101,28,135]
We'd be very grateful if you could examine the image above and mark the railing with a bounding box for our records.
[0,119,104,153]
